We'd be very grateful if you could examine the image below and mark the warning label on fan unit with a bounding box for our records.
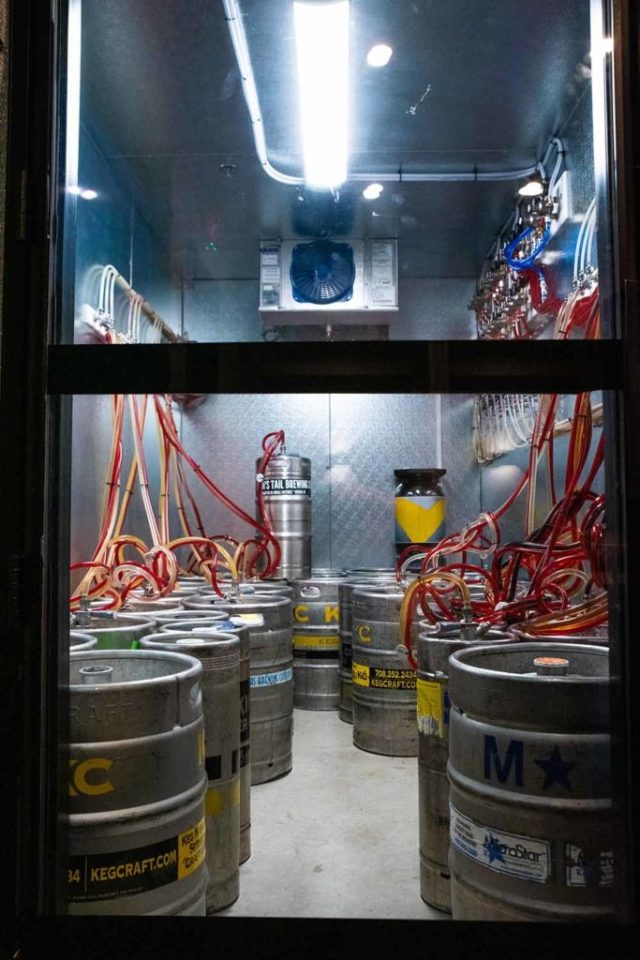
[369,241,397,305]
[67,817,206,902]
[261,477,311,496]
[450,805,550,883]
[352,663,416,689]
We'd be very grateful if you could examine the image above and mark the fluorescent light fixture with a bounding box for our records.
[367,43,393,67]
[518,176,544,197]
[363,182,383,200]
[294,1,350,188]
[80,189,99,200]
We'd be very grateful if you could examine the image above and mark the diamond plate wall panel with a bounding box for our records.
[180,394,332,568]
[329,394,441,569]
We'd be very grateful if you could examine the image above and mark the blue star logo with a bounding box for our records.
[535,745,575,790]
[483,834,505,864]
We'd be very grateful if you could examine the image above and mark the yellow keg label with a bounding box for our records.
[68,757,114,797]
[67,815,206,903]
[395,497,445,543]
[352,663,370,686]
[352,664,415,689]
[324,605,339,623]
[356,623,373,643]
[178,817,206,879]
[417,679,444,738]
[293,634,339,649]
[205,781,241,817]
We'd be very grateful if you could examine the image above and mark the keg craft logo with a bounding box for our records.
[293,604,339,624]
[69,757,114,797]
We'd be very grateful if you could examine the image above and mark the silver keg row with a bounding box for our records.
[351,587,419,757]
[447,642,613,922]
[291,573,346,711]
[338,573,396,724]
[214,595,294,785]
[416,620,512,914]
[67,649,208,916]
[140,633,241,914]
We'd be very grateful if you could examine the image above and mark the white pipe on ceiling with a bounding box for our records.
[222,0,542,186]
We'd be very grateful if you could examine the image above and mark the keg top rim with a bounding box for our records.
[69,648,203,688]
[141,631,241,650]
[449,641,609,682]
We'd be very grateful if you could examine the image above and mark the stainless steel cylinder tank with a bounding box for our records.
[416,618,512,913]
[70,612,157,649]
[447,642,613,922]
[214,595,293,785]
[338,574,397,724]
[158,617,253,864]
[351,587,419,756]
[256,453,311,580]
[199,579,294,601]
[67,649,208,916]
[151,608,230,626]
[291,572,346,710]
[140,633,241,914]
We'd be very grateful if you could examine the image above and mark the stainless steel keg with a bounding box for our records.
[67,649,208,916]
[338,574,397,724]
[351,587,419,756]
[447,642,613,922]
[151,609,230,626]
[201,579,294,600]
[70,611,156,649]
[215,596,293,785]
[158,617,253,864]
[416,617,511,913]
[256,453,311,580]
[291,573,346,710]
[140,633,241,913]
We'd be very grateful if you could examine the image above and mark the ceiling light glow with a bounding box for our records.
[363,183,384,200]
[367,43,393,67]
[518,177,544,197]
[80,189,99,200]
[294,1,350,189]
[67,185,83,195]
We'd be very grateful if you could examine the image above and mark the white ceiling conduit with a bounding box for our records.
[221,0,545,186]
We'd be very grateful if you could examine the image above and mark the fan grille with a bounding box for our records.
[290,240,355,305]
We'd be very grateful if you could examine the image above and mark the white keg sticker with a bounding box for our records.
[229,614,265,627]
[250,667,293,688]
[565,844,614,888]
[450,805,550,883]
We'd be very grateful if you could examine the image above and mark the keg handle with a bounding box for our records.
[301,586,321,598]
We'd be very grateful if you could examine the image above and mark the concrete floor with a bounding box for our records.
[221,709,448,920]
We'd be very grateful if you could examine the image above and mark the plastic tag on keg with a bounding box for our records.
[229,614,265,627]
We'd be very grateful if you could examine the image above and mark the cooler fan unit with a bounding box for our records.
[290,240,355,305]
[259,238,398,325]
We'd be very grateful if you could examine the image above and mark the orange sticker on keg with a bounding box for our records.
[293,634,339,649]
[178,817,206,880]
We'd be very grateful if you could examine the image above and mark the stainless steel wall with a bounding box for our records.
[182,277,476,342]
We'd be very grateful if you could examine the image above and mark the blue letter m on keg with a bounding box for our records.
[484,736,524,786]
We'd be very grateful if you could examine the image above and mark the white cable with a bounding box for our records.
[573,198,596,282]
[221,0,539,186]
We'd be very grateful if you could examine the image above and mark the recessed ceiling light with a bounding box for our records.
[80,189,99,200]
[363,183,384,200]
[518,176,544,197]
[367,44,393,68]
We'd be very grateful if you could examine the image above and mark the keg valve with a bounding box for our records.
[78,664,114,685]
[533,656,570,677]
